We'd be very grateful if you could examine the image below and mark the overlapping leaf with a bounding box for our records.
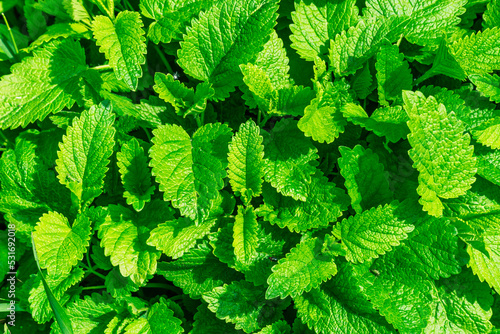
[98,202,171,285]
[336,201,415,264]
[338,145,393,213]
[150,123,232,222]
[227,120,264,202]
[262,119,318,202]
[266,237,337,299]
[55,101,115,208]
[177,0,279,100]
[93,11,147,90]
[289,0,358,61]
[33,212,91,277]
[140,0,213,44]
[375,42,412,104]
[0,39,87,129]
[403,91,476,217]
[117,138,155,212]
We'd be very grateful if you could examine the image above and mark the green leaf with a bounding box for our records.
[27,23,90,52]
[329,16,406,76]
[153,72,214,117]
[105,267,139,298]
[425,269,493,333]
[266,237,337,300]
[203,280,289,333]
[31,235,77,333]
[254,320,291,334]
[365,0,466,46]
[258,174,349,232]
[192,303,245,334]
[289,0,358,61]
[375,42,412,104]
[177,0,279,100]
[336,201,415,264]
[251,30,290,90]
[475,143,500,186]
[471,117,500,150]
[27,267,84,324]
[233,205,259,267]
[227,120,264,202]
[366,251,435,332]
[150,123,232,223]
[147,217,216,259]
[55,101,116,208]
[0,39,87,129]
[294,286,393,334]
[93,11,147,91]
[140,0,213,44]
[62,0,90,24]
[338,145,393,213]
[468,219,500,294]
[33,212,91,277]
[484,0,500,29]
[450,27,500,75]
[403,214,461,279]
[0,0,17,13]
[416,38,466,83]
[419,85,497,132]
[98,202,171,285]
[157,242,243,298]
[0,130,72,238]
[240,63,275,112]
[263,119,319,202]
[343,104,409,143]
[403,91,476,217]
[298,82,348,144]
[470,73,500,103]
[124,297,184,334]
[117,138,155,212]
[51,294,116,334]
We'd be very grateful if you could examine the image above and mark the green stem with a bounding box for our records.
[2,13,19,55]
[259,114,271,128]
[169,295,184,301]
[396,33,404,47]
[123,0,134,11]
[80,285,106,291]
[195,114,203,128]
[257,109,262,125]
[152,44,173,74]
[91,64,112,71]
[85,252,107,280]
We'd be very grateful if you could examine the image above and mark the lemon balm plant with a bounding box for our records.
[1,0,500,333]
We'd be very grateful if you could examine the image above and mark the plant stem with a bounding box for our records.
[195,114,203,128]
[85,252,107,280]
[2,13,18,55]
[91,64,112,71]
[169,295,183,301]
[123,0,134,11]
[80,285,106,291]
[396,33,404,47]
[152,44,173,74]
[257,109,262,125]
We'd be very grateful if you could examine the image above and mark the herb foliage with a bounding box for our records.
[1,0,500,333]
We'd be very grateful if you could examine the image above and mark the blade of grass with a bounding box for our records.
[31,233,74,334]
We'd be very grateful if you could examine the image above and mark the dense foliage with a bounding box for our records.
[2,0,500,333]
